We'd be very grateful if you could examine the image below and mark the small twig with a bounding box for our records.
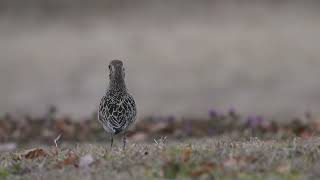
[162,136,167,143]
[54,134,62,148]
[154,139,159,145]
[154,136,167,146]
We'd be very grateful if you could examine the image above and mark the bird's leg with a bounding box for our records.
[122,133,127,150]
[110,134,114,148]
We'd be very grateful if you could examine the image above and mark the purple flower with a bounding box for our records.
[246,116,254,126]
[256,116,264,124]
[228,107,239,119]
[209,109,218,118]
[247,115,264,129]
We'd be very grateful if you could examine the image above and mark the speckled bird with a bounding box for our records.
[98,60,137,150]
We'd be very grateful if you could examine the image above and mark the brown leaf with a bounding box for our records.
[63,151,79,166]
[55,151,79,169]
[181,147,192,162]
[190,162,217,177]
[20,148,48,159]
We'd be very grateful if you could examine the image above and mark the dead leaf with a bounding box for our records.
[181,147,192,162]
[19,148,48,160]
[63,151,79,166]
[55,151,79,169]
[190,162,217,177]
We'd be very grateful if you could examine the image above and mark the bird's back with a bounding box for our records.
[98,90,136,134]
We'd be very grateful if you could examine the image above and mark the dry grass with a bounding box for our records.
[1,136,320,180]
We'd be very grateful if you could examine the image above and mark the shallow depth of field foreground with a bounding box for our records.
[1,136,320,180]
[1,110,320,179]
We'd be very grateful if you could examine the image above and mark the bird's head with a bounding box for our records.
[109,60,125,80]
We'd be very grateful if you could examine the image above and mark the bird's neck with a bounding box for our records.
[109,76,127,92]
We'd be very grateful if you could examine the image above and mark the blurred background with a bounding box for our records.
[1,0,320,119]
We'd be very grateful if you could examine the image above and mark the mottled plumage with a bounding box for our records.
[98,60,136,149]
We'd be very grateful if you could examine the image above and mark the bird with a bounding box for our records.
[98,60,137,150]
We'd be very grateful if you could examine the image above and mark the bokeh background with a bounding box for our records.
[1,0,320,119]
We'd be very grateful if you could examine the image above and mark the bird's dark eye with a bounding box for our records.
[108,65,111,69]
